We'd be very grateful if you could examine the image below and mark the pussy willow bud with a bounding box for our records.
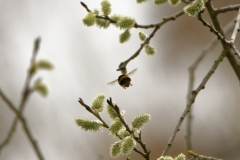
[83,12,96,27]
[75,118,103,132]
[183,0,205,17]
[168,0,181,6]
[136,0,149,4]
[121,136,136,155]
[154,0,167,5]
[131,113,151,131]
[91,93,105,114]
[101,0,111,16]
[119,30,131,43]
[145,44,157,56]
[109,118,124,136]
[110,140,122,158]
[117,16,136,30]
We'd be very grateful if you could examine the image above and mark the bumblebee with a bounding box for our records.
[107,68,137,89]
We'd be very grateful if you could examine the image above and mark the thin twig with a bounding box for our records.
[117,10,185,71]
[215,3,240,15]
[229,8,240,57]
[205,1,240,81]
[188,150,223,160]
[185,20,235,152]
[161,49,228,156]
[198,9,240,59]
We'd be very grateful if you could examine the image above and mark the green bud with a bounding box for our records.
[75,118,103,132]
[138,31,147,41]
[154,0,168,5]
[117,16,136,30]
[175,153,186,160]
[121,136,136,155]
[37,59,54,70]
[131,113,150,131]
[110,140,123,158]
[109,118,124,136]
[168,0,181,6]
[136,0,149,4]
[119,30,131,43]
[83,12,96,27]
[126,157,131,160]
[157,156,174,160]
[183,0,205,17]
[101,0,111,16]
[107,103,118,119]
[34,80,48,97]
[96,19,110,29]
[144,44,157,56]
[91,93,105,114]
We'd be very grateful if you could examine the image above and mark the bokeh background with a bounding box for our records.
[0,0,240,159]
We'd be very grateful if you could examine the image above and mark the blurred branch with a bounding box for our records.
[215,3,240,15]
[161,49,228,156]
[185,19,235,152]
[0,37,44,160]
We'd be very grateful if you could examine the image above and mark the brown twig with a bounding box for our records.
[161,49,228,156]
[215,3,240,15]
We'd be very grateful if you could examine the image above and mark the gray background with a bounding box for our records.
[0,0,240,159]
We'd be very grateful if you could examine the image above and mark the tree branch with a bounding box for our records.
[161,49,228,156]
[205,1,240,80]
[215,3,240,15]
[185,20,235,153]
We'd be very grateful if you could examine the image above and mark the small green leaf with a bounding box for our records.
[34,80,48,97]
[75,118,103,132]
[119,30,131,43]
[138,31,147,41]
[101,0,111,16]
[37,60,54,70]
[83,12,96,27]
[110,140,123,158]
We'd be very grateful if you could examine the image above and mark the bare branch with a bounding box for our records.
[215,3,240,15]
[161,49,228,156]
[185,20,235,152]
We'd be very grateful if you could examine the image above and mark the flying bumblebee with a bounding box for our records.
[107,68,137,89]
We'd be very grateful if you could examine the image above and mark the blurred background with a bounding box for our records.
[0,0,240,159]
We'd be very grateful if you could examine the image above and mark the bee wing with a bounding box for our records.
[107,79,118,85]
[127,68,137,76]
